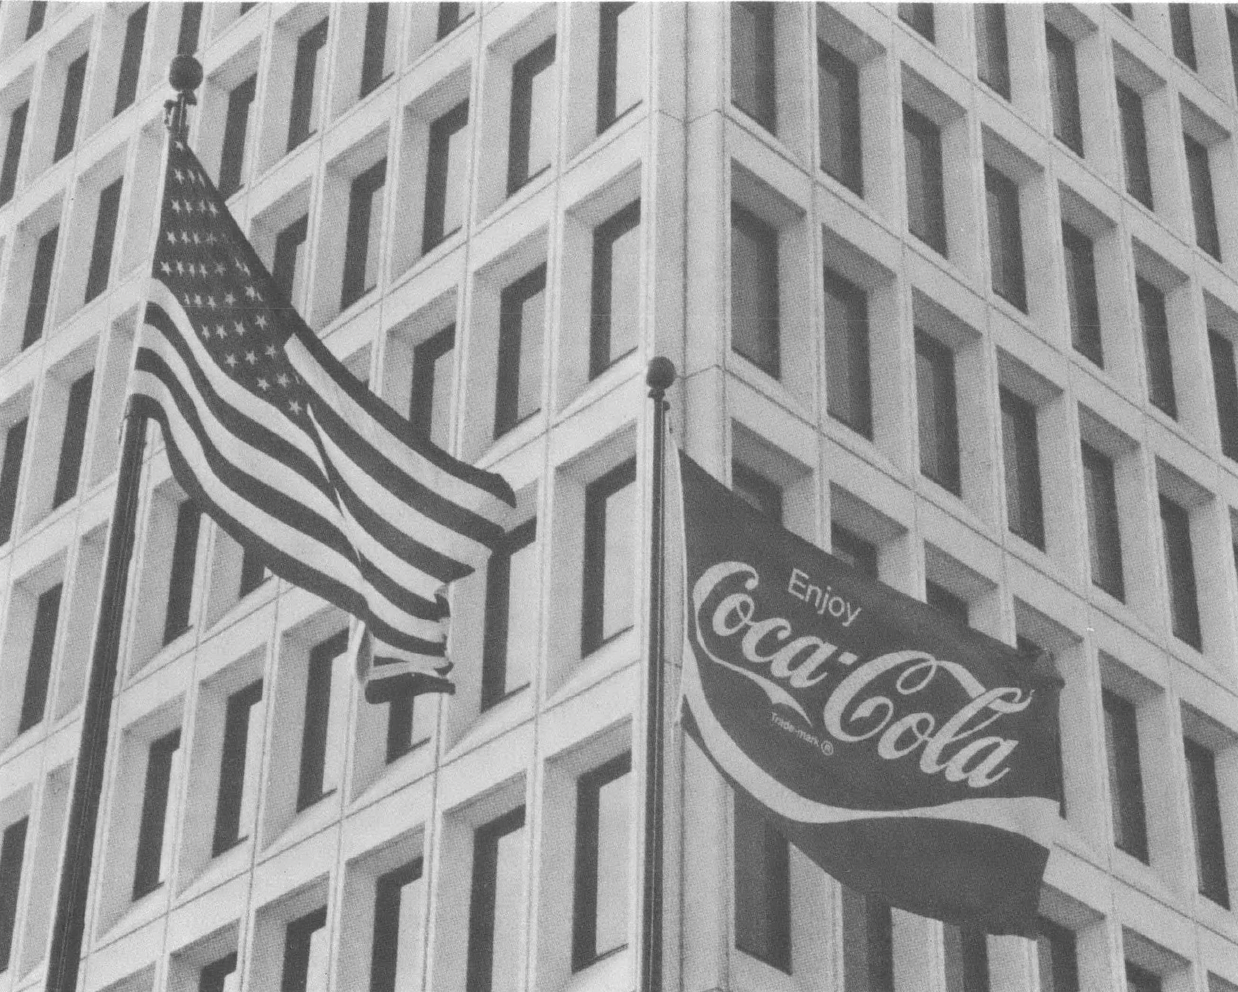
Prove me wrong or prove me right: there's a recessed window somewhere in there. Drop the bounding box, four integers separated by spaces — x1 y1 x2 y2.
1228 12 1238 100
943 925 989 992
1125 960 1162 992
52 371 93 507
217 75 257 200
733 461 783 522
985 164 1026 311
572 752 632 970
581 459 636 655
975 5 1010 100
25 2 46 39
198 953 237 992
296 628 346 812
1103 689 1148 862
731 2 776 133
915 330 960 496
17 583 61 734
84 179 123 303
281 907 329 992
437 3 474 41
163 499 201 645
271 213 309 307
1113 4 1134 19
817 40 862 195
1160 495 1201 649
371 859 424 992
597 2 643 133
899 3 935 42
507 37 557 196
927 579 969 626
1170 5 1197 70
1081 441 1124 600
0 101 28 207
734 791 791 972
132 727 183 899
831 522 878 580
589 200 641 378
1036 918 1079 992
359 3 393 98
53 53 88 163
481 518 537 710
287 18 329 153
0 817 28 972
114 4 148 116
823 268 871 438
730 203 780 378
1062 222 1102 366
1209 330 1238 461
1117 81 1153 209
466 808 526 992
1046 23 1082 156
1185 737 1229 908
177 3 204 56
409 324 454 448
23 225 59 349
239 545 267 598
842 887 893 991
1185 134 1221 260
0 418 27 545
211 678 263 855
422 100 469 254
495 265 546 437
904 105 947 256
1137 277 1176 418
1000 387 1044 550
340 158 386 310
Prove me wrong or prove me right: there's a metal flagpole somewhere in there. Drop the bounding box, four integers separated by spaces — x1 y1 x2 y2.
44 55 202 992
639 357 676 992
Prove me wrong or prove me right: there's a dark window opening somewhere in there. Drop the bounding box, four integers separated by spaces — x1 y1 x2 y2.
507 37 557 195
25 2 46 40
818 40 862 195
341 158 387 310
730 203 780 377
212 678 263 855
494 265 546 437
360 3 392 98
1117 81 1153 209
1137 277 1176 418
54 53 88 162
824 268 872 439
163 499 201 644
915 330 961 495
899 3 935 42
271 213 308 305
281 906 328 992
23 225 59 350
985 165 1026 311
1082 442 1124 600
1185 737 1229 909
597 2 640 133
1210 330 1238 462
17 583 61 734
904 104 947 256
1103 689 1148 862
1000 387 1044 549
198 953 238 992
52 370 93 507
831 523 878 580
1046 23 1083 156
1160 495 1201 649
409 325 455 444
371 859 424 992
0 418 27 545
0 818 29 973
177 3 204 56
287 18 328 152
733 461 783 524
1170 4 1197 70
590 200 641 379
481 518 537 710
733 791 791 972
132 728 181 899
217 74 257 200
1185 134 1221 260
0 101 29 207
581 459 637 655
296 629 346 811
114 4 148 116
466 808 526 992
1036 918 1079 992
572 753 632 971
731 2 776 133
422 99 469 254
85 179 123 303
927 580 969 627
1062 222 1102 366
975 5 1011 100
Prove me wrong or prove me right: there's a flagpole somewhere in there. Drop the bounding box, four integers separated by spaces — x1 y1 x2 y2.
43 56 201 992
639 357 676 992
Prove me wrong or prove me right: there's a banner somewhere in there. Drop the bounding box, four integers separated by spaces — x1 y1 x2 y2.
675 447 1062 936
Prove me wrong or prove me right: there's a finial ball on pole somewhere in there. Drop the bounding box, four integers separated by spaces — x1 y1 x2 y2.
646 357 676 395
169 54 203 96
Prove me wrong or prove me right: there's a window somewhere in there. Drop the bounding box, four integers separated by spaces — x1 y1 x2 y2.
1062 222 1102 366
927 580 969 626
1185 737 1229 908
0 418 26 545
823 269 871 438
0 817 27 972
198 953 238 992
287 18 328 152
1000 387 1044 549
581 459 636 655
831 523 878 580
385 691 416 765
239 546 267 597
17 583 61 733
590 200 641 378
976 5 1010 100
842 887 893 992
1082 442 1124 599
341 158 386 310
422 100 469 253
85 178 123 302
114 4 148 115
730 203 780 377
915 330 960 495
177 2 204 56
1160 496 1201 649
296 629 346 811
904 105 947 256
360 3 392 98
409 325 454 447
597 2 642 132
466 807 526 992
23 225 58 349
1126 961 1162 992
1103 689 1148 862
733 461 783 522
217 75 257 200
1114 4 1134 19
371 859 424 992
211 678 263 855
132 728 182 898
271 214 308 305
899 3 935 42
1046 24 1082 156
281 907 328 992
985 165 1026 311
1185 134 1221 260
1170 5 1196 70
481 518 537 710
944 925 989 992
734 791 791 972
25 1 46 39
1211 331 1238 461
494 265 546 437
1037 918 1079 992
53 53 87 163
507 37 556 195
818 41 862 195
1229 12 1238 101
731 2 776 133
163 499 201 644
437 3 473 41
1117 82 1152 209
0 101 28 206
572 753 632 970
52 371 93 507
1137 277 1176 418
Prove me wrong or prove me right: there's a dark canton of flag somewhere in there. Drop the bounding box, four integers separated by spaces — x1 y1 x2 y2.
129 138 516 700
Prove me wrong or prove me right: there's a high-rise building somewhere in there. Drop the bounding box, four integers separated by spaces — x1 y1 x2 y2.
1 3 1237 991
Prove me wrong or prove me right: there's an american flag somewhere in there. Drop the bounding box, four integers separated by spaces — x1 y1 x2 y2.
128 137 516 700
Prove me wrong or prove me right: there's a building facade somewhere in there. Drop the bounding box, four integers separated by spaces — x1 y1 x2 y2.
1 2 1238 991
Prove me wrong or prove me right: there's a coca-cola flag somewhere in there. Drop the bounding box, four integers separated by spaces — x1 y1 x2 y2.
675 448 1063 936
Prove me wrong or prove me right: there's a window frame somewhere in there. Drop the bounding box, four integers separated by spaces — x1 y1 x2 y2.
1137 276 1177 419
733 790 792 973
731 2 777 134
422 99 470 254
589 199 641 380
217 74 257 201
571 751 633 971
51 370 93 507
975 4 1011 100
17 582 61 734
903 104 947 256
53 52 88 164
287 18 329 153
1062 220 1103 366
84 179 123 304
999 386 1044 550
23 225 59 350
0 817 28 973
506 36 557 196
915 329 961 496
1185 736 1230 909
359 3 393 99
1081 441 1125 600
730 202 781 379
480 517 537 711
114 4 148 116
162 499 201 645
985 164 1027 312
1159 494 1201 650
296 628 346 812
340 157 387 311
0 100 28 207
1185 133 1221 260
370 858 424 992
132 727 182 899
494 264 547 438
581 457 637 656
211 677 263 856
466 807 526 992
1103 688 1149 863
1117 80 1153 209
1046 22 1083 156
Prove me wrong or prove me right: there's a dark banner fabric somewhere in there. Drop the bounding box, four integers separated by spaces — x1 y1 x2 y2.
675 448 1062 936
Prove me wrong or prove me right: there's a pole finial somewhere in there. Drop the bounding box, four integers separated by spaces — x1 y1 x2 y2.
646 357 676 398
164 55 203 139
